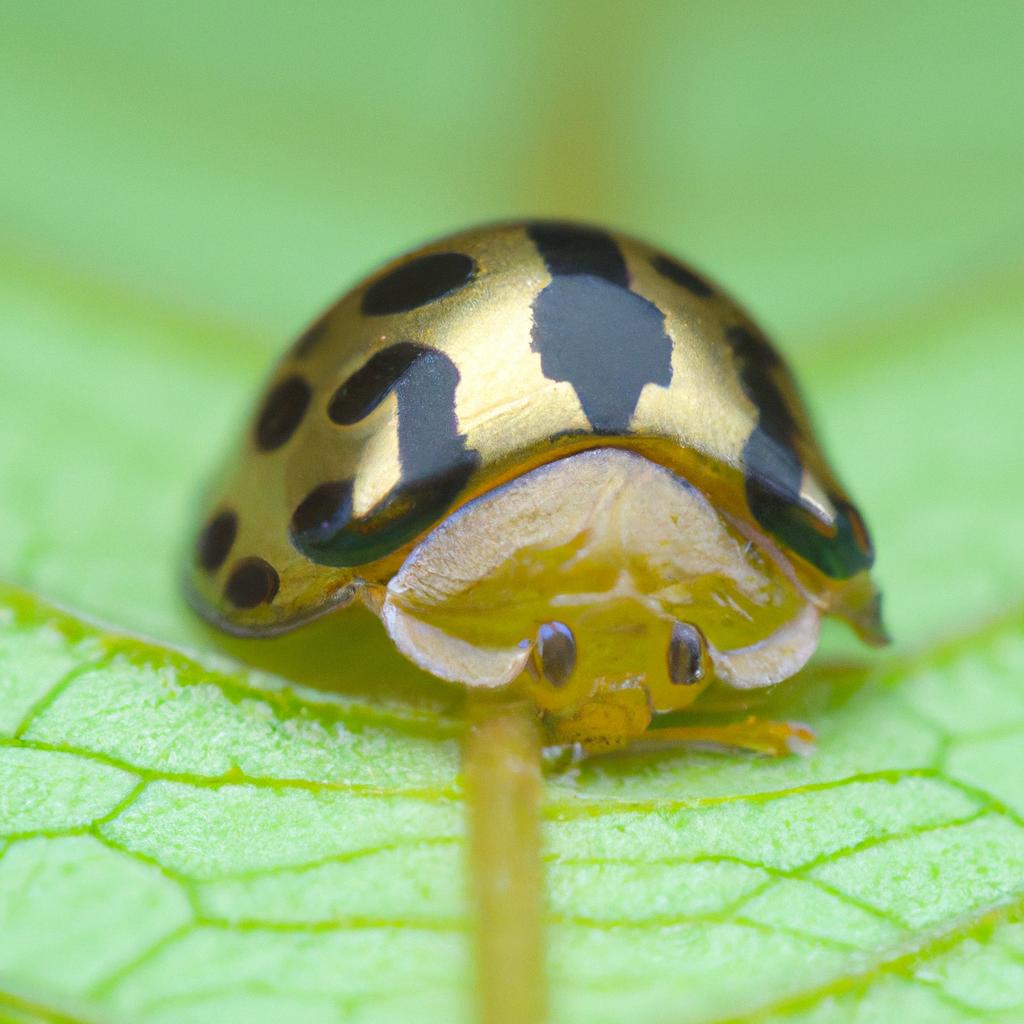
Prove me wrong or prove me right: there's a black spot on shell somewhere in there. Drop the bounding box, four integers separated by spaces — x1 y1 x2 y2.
393 348 477 491
291 480 354 543
651 254 714 298
225 557 279 608
361 252 477 316
254 375 311 451
293 347 481 567
527 221 629 286
726 323 783 372
527 223 673 433
835 496 875 563
196 510 237 573
328 343 429 425
726 325 873 579
296 464 478 567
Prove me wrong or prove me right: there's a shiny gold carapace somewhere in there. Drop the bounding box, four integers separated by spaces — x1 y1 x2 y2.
187 221 886 748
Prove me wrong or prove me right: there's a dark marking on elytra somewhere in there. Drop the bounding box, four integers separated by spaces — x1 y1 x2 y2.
361 252 477 316
197 510 237 573
835 496 875 563
651 254 714 298
328 342 429 425
726 325 873 579
527 222 629 286
254 375 312 451
527 222 673 433
292 345 480 566
291 480 354 542
225 557 279 608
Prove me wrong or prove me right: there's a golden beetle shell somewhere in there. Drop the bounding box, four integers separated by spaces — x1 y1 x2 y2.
187 221 886 654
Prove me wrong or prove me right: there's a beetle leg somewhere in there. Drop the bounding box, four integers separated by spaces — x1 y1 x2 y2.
636 716 816 756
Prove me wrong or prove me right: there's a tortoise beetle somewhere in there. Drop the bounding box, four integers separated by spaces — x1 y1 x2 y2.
188 222 886 752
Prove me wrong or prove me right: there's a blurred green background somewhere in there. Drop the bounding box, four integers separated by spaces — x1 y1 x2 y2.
2 1 1024 654
6 2 1024 336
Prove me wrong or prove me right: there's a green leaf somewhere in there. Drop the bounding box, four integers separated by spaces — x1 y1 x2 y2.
0 589 468 1023
2 4 1024 1023
2 584 1023 1021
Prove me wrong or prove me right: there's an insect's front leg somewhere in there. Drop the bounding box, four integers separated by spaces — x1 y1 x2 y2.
636 716 816 756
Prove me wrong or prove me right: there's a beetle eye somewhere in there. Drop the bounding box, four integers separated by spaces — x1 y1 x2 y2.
668 621 706 685
536 621 576 688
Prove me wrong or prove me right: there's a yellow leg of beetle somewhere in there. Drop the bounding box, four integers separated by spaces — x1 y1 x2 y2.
640 716 816 756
